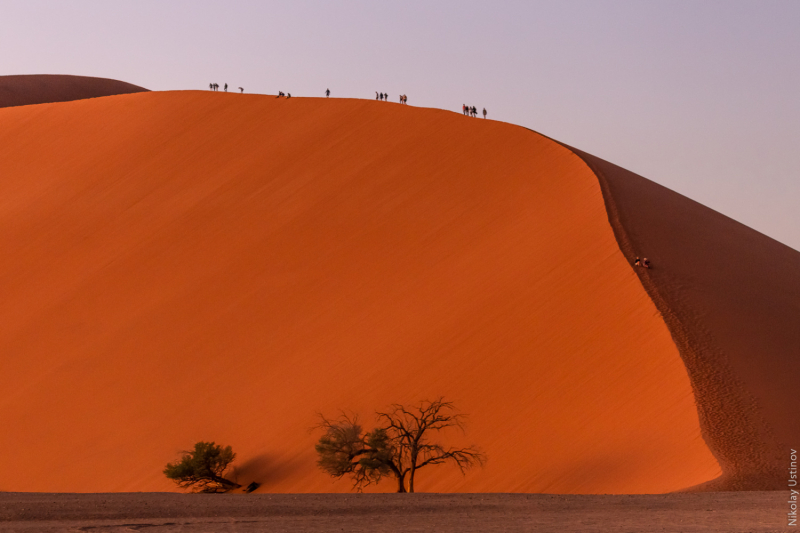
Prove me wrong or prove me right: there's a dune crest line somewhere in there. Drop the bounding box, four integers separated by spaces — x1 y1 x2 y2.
557 144 798 491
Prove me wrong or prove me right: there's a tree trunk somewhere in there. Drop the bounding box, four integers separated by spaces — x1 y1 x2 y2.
211 474 241 490
408 450 418 493
396 473 407 493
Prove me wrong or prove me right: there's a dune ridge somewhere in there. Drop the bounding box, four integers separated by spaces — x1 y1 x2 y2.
562 147 800 490
0 74 147 109
0 90 745 493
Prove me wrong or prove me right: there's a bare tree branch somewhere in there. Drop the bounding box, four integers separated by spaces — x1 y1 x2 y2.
316 398 485 493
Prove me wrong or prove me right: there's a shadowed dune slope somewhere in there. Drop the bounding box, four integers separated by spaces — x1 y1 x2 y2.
0 91 720 493
0 75 147 108
566 149 800 491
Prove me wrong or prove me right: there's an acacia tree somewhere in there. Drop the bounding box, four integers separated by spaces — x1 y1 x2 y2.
315 398 485 493
163 441 241 493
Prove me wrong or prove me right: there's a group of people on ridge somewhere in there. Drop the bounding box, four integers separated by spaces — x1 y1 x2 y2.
209 83 244 93
463 104 487 118
633 257 651 269
374 92 407 104
207 86 493 116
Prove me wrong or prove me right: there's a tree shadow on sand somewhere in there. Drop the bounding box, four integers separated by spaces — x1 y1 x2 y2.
231 453 305 491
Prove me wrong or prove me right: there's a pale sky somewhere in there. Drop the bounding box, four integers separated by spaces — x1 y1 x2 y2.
2 0 798 250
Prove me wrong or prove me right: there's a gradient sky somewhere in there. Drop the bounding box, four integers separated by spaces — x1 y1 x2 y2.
3 0 798 250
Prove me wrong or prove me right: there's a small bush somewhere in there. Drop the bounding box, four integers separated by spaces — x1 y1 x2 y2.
164 441 241 493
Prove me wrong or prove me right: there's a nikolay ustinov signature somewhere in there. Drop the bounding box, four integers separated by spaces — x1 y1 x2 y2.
789 448 797 527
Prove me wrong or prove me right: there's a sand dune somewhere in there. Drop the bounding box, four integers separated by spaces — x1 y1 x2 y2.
0 90 753 494
566 148 800 490
0 75 147 109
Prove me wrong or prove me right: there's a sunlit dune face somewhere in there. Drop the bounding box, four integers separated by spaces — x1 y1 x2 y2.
0 91 720 493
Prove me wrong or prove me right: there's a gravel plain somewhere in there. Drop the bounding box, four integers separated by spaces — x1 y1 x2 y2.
0 491 789 532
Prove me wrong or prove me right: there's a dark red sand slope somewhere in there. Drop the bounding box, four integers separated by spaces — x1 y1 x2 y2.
568 147 800 490
0 75 147 108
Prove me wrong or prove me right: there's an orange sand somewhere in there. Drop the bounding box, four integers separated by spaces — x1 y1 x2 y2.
0 91 720 493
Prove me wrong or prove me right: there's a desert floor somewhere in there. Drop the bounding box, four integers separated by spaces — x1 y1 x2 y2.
0 492 787 532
